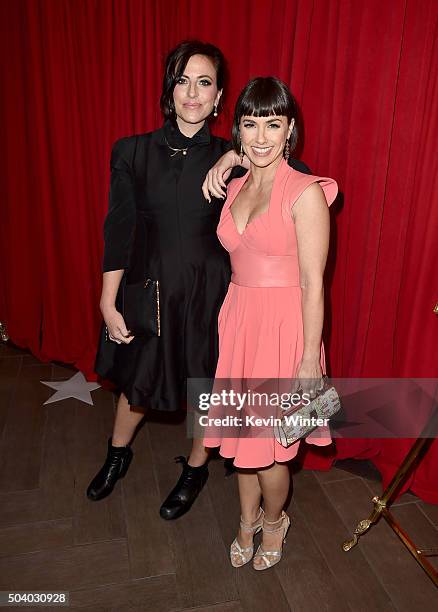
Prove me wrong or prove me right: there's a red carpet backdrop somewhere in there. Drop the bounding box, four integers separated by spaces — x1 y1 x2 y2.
0 0 437 501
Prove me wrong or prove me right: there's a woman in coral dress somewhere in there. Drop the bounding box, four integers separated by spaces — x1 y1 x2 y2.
203 77 338 570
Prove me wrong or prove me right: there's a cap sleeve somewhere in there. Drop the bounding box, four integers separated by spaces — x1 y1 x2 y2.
287 174 338 211
317 177 338 207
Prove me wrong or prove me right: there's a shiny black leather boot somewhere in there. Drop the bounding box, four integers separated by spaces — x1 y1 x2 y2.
159 456 209 520
86 438 133 501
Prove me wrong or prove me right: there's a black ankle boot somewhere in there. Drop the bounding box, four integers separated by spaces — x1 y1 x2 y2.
86 438 133 501
159 456 208 520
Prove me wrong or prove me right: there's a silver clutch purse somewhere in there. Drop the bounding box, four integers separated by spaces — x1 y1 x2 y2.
274 378 340 448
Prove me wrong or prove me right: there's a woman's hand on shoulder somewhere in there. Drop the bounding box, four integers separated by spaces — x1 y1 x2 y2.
101 305 134 344
202 150 241 202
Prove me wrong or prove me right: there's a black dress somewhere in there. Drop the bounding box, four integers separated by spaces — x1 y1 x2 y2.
95 121 231 411
95 120 310 412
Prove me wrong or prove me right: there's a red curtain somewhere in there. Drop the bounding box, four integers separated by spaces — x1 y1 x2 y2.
1 0 437 502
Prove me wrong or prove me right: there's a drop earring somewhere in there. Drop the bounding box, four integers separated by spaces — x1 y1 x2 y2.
213 104 218 117
239 142 244 164
284 140 290 161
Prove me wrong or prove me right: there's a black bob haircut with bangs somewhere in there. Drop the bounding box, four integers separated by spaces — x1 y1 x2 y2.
231 77 299 153
160 40 226 121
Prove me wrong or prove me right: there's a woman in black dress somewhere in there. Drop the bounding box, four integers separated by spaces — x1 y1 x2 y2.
88 40 233 518
88 40 311 520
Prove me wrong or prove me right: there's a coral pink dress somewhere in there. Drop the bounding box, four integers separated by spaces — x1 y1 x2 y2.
203 158 338 468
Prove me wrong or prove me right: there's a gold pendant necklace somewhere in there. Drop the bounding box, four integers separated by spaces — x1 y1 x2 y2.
164 137 188 157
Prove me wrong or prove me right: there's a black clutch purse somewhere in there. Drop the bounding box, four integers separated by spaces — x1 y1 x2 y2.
123 278 160 337
106 278 160 339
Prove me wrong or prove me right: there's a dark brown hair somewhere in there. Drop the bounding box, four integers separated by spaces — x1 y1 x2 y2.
160 40 226 121
231 77 299 152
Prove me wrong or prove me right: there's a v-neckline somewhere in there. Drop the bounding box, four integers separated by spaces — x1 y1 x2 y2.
228 160 282 236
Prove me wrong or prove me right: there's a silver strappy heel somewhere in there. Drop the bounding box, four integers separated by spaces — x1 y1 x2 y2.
230 507 264 568
253 511 290 570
